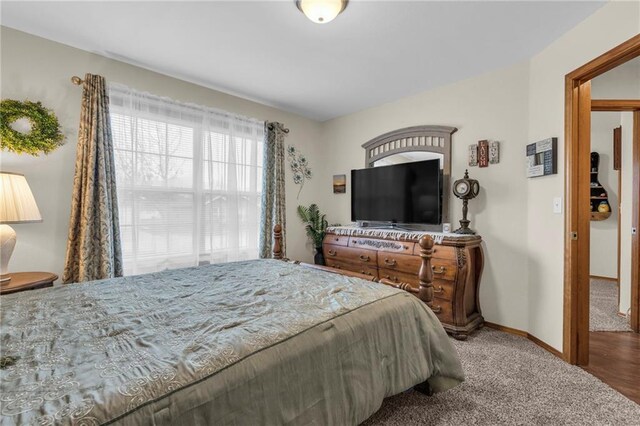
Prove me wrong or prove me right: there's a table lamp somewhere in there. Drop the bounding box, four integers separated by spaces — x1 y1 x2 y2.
0 172 42 284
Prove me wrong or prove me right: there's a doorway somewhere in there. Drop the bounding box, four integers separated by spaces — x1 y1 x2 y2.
563 33 640 366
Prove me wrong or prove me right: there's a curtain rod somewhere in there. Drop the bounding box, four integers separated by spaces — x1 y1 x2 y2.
268 122 290 134
72 75 288 133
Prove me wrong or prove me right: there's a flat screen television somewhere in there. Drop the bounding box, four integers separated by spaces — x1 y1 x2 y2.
351 159 442 225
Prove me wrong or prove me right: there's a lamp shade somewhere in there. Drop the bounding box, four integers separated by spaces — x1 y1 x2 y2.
0 172 42 224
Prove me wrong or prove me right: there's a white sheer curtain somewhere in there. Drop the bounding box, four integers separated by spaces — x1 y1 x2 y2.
109 83 264 276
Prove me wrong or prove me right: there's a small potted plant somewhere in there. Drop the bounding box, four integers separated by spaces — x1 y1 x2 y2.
297 204 329 265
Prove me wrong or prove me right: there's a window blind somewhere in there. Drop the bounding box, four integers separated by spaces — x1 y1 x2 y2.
109 84 264 275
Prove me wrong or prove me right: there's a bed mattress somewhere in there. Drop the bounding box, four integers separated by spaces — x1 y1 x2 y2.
0 259 463 425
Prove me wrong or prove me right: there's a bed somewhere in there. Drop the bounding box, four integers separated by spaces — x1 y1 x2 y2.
0 226 463 425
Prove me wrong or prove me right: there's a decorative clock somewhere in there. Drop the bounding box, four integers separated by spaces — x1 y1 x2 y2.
453 169 480 234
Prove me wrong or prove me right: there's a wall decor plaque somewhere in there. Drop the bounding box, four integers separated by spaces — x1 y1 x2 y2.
478 140 489 168
468 144 478 167
526 137 557 178
489 141 500 164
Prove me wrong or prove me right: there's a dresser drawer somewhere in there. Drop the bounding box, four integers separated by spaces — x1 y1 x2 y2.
432 279 454 301
413 244 456 260
324 259 354 271
324 260 378 279
349 237 414 255
431 258 457 281
354 264 379 278
323 234 350 247
324 244 377 266
432 245 456 260
378 268 419 288
431 299 453 324
377 252 421 273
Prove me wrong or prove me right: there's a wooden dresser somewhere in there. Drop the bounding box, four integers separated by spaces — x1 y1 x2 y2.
322 228 484 339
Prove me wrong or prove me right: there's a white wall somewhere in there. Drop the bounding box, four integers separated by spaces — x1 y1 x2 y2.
589 112 620 280
0 27 322 281
318 62 532 331
526 1 639 350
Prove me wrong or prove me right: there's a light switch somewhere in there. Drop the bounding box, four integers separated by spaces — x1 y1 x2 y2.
553 197 562 214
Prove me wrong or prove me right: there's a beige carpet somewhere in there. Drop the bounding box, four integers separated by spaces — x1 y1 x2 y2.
364 328 640 425
589 278 632 332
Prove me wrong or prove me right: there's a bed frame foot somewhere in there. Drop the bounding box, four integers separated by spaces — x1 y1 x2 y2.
414 380 434 396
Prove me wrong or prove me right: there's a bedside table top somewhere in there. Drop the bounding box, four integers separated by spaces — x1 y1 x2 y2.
0 272 58 295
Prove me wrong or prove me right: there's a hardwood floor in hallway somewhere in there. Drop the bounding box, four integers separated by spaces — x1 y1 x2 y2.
582 332 640 405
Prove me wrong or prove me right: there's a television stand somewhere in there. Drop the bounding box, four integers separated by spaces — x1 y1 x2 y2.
322 226 484 339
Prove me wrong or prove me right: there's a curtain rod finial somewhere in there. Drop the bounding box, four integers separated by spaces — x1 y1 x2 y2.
71 76 83 86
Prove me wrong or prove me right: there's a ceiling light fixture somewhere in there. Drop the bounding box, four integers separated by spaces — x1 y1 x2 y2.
296 0 348 24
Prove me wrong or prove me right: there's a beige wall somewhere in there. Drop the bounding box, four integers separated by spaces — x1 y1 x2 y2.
589 112 620 280
318 62 532 330
0 27 322 281
526 1 639 349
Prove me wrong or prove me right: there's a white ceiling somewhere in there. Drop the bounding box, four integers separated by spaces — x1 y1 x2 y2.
1 1 605 121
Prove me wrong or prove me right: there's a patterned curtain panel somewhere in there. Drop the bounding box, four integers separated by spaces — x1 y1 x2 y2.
63 74 123 283
259 122 287 258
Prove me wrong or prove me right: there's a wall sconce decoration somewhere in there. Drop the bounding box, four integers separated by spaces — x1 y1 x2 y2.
287 145 313 199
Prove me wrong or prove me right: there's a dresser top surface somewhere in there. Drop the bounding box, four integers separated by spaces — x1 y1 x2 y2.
326 226 481 245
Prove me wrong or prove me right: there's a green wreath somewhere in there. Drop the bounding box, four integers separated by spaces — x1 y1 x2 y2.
0 99 64 155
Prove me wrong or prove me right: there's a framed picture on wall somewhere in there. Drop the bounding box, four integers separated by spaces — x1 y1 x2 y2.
526 137 557 178
333 174 346 194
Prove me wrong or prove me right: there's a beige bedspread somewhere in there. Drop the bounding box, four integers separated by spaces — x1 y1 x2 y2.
0 259 463 425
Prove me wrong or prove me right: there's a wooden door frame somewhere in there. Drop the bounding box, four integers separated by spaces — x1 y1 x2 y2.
564 33 640 365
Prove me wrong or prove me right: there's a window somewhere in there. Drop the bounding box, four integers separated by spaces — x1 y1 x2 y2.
109 84 264 275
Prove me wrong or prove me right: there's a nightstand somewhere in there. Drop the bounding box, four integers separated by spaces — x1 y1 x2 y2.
0 272 58 295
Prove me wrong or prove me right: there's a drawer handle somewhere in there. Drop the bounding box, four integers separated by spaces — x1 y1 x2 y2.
359 254 370 262
431 305 442 314
432 266 446 274
384 275 399 283
328 250 337 256
384 258 397 266
433 285 444 294
361 270 373 276
334 237 340 241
